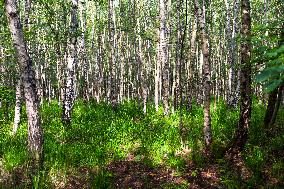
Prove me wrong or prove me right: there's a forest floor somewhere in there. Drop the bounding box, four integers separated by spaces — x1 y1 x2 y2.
0 100 284 188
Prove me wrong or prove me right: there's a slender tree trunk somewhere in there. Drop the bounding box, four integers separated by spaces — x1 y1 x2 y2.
188 16 197 110
5 0 43 174
79 0 89 101
13 78 23 134
230 0 252 153
62 0 79 125
224 0 237 108
136 10 147 114
230 0 240 108
108 0 117 107
195 0 212 148
155 40 160 112
174 0 183 111
159 0 169 115
13 0 31 134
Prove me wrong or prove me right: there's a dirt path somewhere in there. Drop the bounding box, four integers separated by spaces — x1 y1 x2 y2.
107 160 222 188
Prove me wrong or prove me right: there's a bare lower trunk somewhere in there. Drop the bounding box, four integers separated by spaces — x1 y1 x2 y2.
108 0 117 107
155 45 160 112
13 78 23 134
13 0 31 135
160 0 169 115
80 0 89 101
5 0 43 174
188 17 197 110
62 0 79 125
174 0 182 111
230 0 252 153
195 0 212 148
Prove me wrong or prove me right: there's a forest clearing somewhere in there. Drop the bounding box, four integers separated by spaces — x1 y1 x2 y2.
0 0 283 188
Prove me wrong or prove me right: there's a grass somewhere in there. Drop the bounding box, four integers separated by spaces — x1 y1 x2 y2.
0 99 283 188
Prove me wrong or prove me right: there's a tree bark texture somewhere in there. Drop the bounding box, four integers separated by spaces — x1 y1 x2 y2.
62 0 79 125
232 0 252 153
5 0 43 172
159 0 169 115
108 0 117 107
195 0 212 147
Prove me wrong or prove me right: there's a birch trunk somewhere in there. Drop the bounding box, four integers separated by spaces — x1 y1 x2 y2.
13 0 31 134
13 78 23 134
108 0 117 107
230 0 252 153
174 0 182 111
160 0 169 115
5 0 43 173
195 0 212 147
188 17 197 110
62 0 79 125
79 0 89 101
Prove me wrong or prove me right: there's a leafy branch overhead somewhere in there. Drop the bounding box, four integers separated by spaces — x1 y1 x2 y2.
255 45 284 92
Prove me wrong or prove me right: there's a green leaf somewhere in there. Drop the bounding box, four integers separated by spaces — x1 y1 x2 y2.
264 80 283 93
268 58 282 66
255 67 279 83
275 45 284 54
266 52 278 59
276 65 284 71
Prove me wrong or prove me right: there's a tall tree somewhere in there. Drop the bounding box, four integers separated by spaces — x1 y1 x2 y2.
195 0 212 148
159 0 169 115
174 0 183 111
108 0 117 107
230 0 252 153
187 15 197 110
62 0 79 125
4 0 43 173
13 0 31 134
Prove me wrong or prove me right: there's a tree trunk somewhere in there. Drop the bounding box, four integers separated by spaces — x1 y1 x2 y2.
108 0 117 107
188 17 197 110
13 78 23 134
5 0 43 174
224 0 237 108
79 0 89 101
13 0 32 134
230 0 240 108
62 0 79 125
174 0 183 111
230 0 252 153
195 0 212 148
160 0 169 115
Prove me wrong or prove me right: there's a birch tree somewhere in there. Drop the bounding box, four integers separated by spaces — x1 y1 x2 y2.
13 0 31 134
159 0 169 115
62 0 79 125
4 0 43 173
108 0 117 107
195 0 212 148
230 0 252 153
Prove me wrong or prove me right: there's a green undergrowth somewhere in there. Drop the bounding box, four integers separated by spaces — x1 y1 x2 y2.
0 99 283 188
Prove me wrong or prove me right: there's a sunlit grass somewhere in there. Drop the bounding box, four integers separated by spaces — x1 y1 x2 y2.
0 99 283 188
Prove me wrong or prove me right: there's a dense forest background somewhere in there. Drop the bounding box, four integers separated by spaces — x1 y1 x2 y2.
0 0 283 188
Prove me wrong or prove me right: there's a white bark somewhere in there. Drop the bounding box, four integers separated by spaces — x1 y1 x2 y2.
62 0 79 125
5 0 43 168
